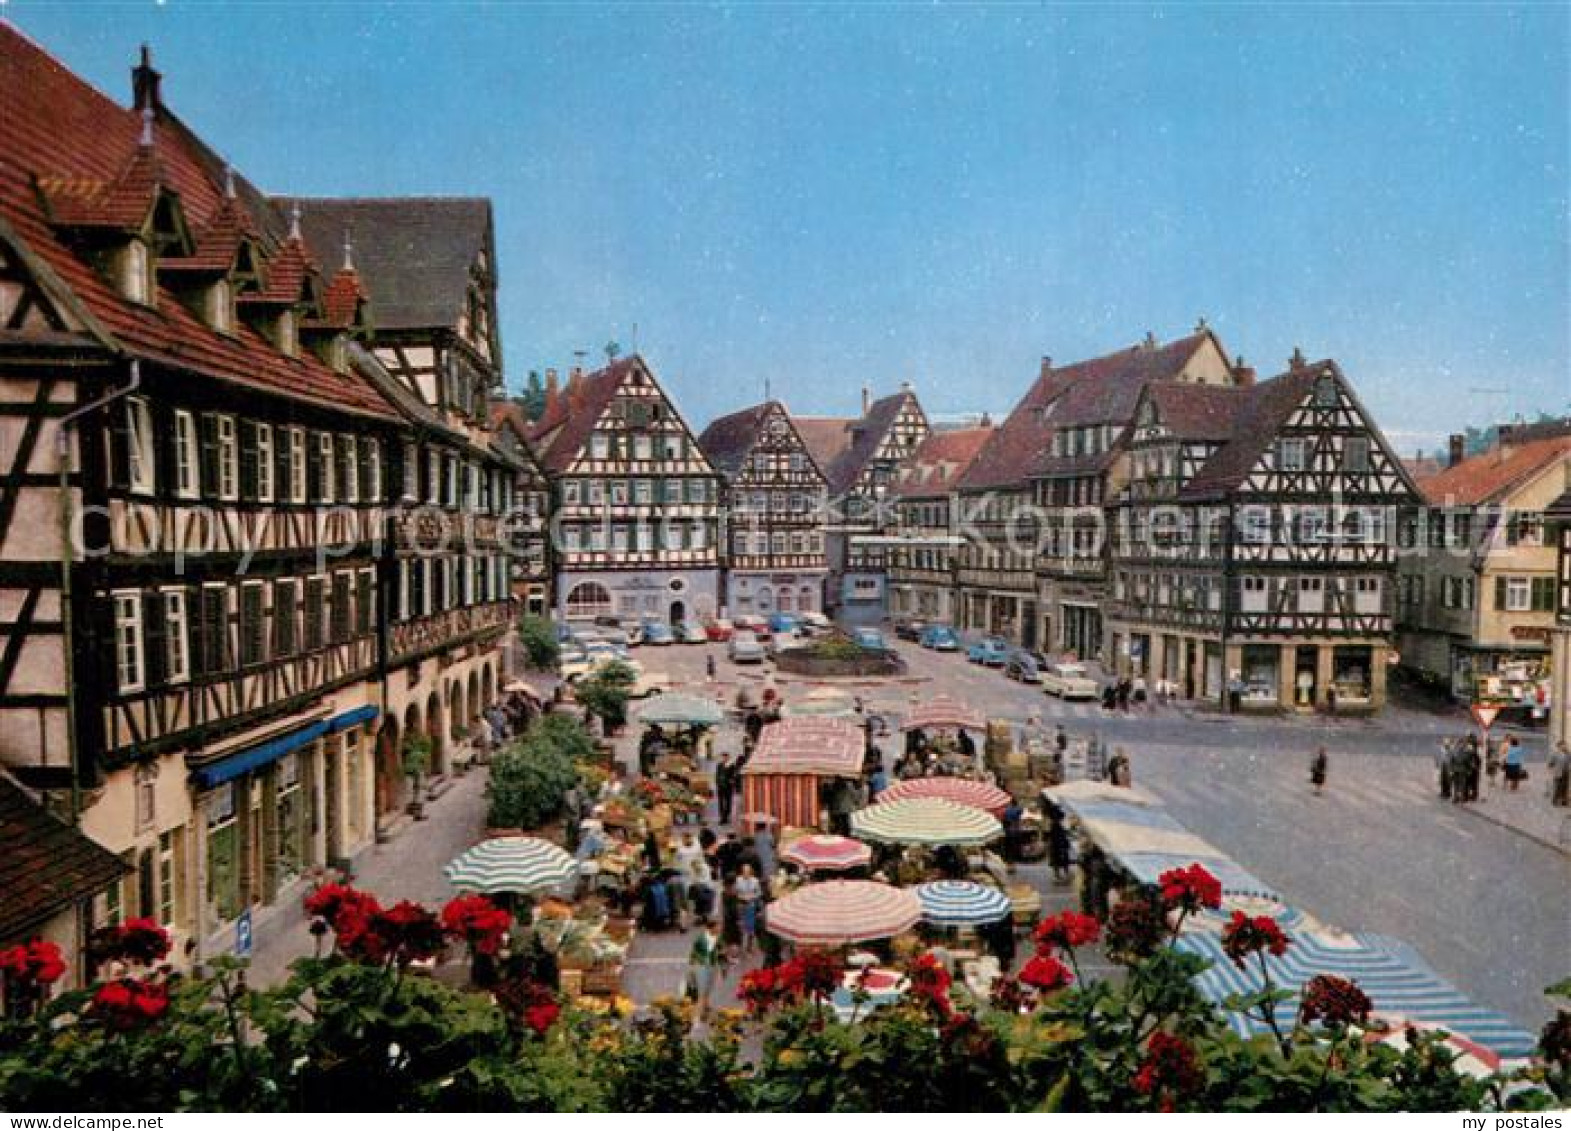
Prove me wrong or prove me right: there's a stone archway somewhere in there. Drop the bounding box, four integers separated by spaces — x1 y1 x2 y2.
376 716 404 818
425 691 445 776
448 681 465 746
467 671 481 728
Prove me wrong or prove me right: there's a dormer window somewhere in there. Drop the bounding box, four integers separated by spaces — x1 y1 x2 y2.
122 240 153 305
206 279 234 334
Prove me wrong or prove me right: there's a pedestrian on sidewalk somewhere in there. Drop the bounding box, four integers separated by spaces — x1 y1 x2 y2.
685 922 726 1018
1047 809 1072 884
1310 746 1328 796
1504 735 1526 791
734 865 762 954
706 653 717 680
1550 742 1571 808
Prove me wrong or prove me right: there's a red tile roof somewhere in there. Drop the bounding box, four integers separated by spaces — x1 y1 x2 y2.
0 776 130 942
1416 434 1571 506
1178 365 1325 498
893 426 992 498
0 24 395 420
959 332 1218 492
525 356 640 473
793 416 856 473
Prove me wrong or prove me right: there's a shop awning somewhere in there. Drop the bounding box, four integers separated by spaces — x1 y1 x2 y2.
191 720 330 789
325 704 380 734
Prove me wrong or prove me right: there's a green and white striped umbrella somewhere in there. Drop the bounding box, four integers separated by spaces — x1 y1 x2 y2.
635 693 724 727
850 797 1002 847
444 836 578 895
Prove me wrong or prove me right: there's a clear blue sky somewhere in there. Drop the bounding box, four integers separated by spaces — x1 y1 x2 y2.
11 2 1568 453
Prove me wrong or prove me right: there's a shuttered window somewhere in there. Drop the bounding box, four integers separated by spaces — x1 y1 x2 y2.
125 398 155 496
356 569 374 635
199 585 230 674
255 424 274 503
286 428 307 503
330 572 352 643
363 439 381 503
239 421 259 501
303 577 325 651
273 578 298 657
162 589 188 683
215 416 238 501
141 590 166 687
317 433 335 504
240 582 267 667
338 436 358 504
113 591 143 693
174 411 199 499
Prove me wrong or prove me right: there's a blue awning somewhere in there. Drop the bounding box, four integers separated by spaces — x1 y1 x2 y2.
191 719 330 790
326 704 379 734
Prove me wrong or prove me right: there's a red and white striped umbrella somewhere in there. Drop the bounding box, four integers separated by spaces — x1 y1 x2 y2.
900 694 984 732
781 834 874 873
766 880 922 946
876 777 1013 817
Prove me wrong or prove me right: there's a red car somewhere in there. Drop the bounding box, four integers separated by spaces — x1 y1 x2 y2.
704 618 734 642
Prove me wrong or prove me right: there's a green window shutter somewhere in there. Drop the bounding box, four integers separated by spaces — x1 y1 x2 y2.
107 402 132 490
1495 576 1508 610
142 591 166 687
199 415 220 501
238 421 258 501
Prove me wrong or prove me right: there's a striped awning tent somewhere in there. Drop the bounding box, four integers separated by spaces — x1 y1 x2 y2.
1177 927 1538 1059
851 797 1002 846
1117 852 1281 902
766 880 923 946
635 693 724 727
914 880 1014 926
444 836 578 896
900 694 985 732
781 834 873 873
876 777 1014 817
741 718 864 828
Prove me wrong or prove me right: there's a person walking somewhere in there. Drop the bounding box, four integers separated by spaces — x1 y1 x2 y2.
1001 797 1023 864
705 652 717 680
685 922 725 1018
1504 735 1525 791
1047 809 1072 884
753 821 777 887
715 754 735 825
1436 739 1453 800
734 865 763 954
1549 741 1570 807
1310 747 1328 796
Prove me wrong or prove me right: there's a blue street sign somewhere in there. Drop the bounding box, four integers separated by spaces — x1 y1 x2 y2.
235 908 253 958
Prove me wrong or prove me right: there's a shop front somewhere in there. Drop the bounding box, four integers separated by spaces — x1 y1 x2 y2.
728 571 827 616
559 569 721 626
1239 643 1281 707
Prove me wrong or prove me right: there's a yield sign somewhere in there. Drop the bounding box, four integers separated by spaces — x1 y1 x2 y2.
1471 704 1501 730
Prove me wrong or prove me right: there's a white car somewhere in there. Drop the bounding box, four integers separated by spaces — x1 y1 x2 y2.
798 612 832 636
728 631 766 664
1041 662 1100 701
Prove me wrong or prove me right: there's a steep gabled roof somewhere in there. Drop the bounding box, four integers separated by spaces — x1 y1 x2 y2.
697 402 774 478
893 426 992 498
962 331 1218 492
1144 382 1244 442
1179 365 1325 498
283 197 492 333
1416 435 1571 507
524 355 645 473
0 775 130 942
821 389 922 494
0 25 394 419
794 416 856 473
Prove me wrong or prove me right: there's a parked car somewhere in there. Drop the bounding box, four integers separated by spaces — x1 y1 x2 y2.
628 671 670 699
798 611 832 636
733 614 768 634
728 630 766 664
558 645 591 682
674 621 707 644
1041 662 1100 700
641 621 675 646
853 627 889 652
704 618 735 642
894 619 927 642
920 625 960 651
1004 649 1048 683
768 612 801 635
967 636 1011 666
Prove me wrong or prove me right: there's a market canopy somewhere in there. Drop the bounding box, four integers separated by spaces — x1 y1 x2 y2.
781 834 873 873
444 836 577 896
743 717 864 777
1177 927 1538 1059
900 694 985 732
1118 852 1281 902
635 693 724 727
781 688 859 719
766 880 922 946
876 777 1013 817
1083 822 1221 859
851 797 1002 846
1044 779 1161 808
914 880 1013 927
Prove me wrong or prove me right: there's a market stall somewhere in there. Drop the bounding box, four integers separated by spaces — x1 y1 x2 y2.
850 796 1002 847
913 879 1013 928
876 776 1013 816
740 717 864 828
781 834 874 874
444 836 578 897
765 879 923 946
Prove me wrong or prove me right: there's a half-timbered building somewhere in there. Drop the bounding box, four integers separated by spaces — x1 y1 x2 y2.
529 356 723 626
885 426 992 626
1543 482 1571 752
1106 354 1417 712
697 400 830 616
796 385 929 624
288 197 530 812
489 398 552 616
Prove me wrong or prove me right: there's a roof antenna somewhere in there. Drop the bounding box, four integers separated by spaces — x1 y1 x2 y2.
764 374 772 403
288 201 302 242
139 101 155 148
342 228 354 271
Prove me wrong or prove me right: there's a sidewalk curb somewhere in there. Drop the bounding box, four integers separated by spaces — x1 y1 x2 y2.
1454 800 1569 857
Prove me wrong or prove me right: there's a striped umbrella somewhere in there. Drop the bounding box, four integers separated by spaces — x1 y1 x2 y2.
782 834 873 873
900 694 984 732
766 880 922 946
914 880 1013 926
851 797 1002 846
877 777 1013 817
444 836 578 895
635 692 724 727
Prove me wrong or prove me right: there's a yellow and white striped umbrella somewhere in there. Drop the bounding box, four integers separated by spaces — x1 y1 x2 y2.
851 797 1002 846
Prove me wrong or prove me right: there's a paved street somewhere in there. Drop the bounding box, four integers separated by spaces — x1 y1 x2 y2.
645 636 1568 1029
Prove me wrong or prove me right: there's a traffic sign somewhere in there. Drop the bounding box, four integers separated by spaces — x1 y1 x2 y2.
235 908 253 958
1470 704 1501 731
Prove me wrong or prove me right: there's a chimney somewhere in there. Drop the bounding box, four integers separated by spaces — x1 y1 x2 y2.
861 385 871 416
132 44 162 112
543 369 559 417
1233 355 1256 386
569 365 584 383
1447 433 1466 468
1289 347 1307 372
1040 356 1053 379
1142 331 1158 350
979 411 993 428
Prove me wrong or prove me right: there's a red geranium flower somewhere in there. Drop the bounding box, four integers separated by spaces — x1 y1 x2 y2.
1104 889 1168 961
738 966 786 1014
88 917 172 969
495 977 560 1036
441 895 513 957
1158 864 1222 913
1034 910 1101 954
373 900 447 965
989 975 1030 1013
907 951 954 1015
1299 974 1373 1028
0 939 66 986
90 977 169 1030
790 949 841 1001
1132 1031 1203 1109
1220 910 1290 970
1018 953 1073 993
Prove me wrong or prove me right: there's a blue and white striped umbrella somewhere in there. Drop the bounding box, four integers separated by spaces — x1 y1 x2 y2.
914 880 1014 927
444 836 578 896
1177 928 1538 1058
1118 851 1282 902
